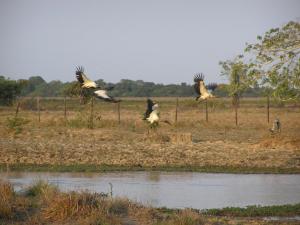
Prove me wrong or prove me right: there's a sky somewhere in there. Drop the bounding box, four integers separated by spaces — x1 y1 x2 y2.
0 0 299 85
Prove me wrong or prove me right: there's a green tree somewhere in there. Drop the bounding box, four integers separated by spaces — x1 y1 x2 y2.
245 21 300 100
0 76 24 105
219 57 257 125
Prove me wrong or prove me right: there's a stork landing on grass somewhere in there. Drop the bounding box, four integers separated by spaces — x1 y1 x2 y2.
143 99 159 127
143 99 171 128
193 73 218 101
75 66 120 103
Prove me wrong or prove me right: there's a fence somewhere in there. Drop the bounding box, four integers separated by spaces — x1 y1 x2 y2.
9 96 299 129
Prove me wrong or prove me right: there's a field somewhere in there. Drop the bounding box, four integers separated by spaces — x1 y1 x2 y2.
0 179 299 225
0 97 299 173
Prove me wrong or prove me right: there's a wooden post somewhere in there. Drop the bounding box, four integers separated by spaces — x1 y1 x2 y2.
267 95 270 123
64 96 67 122
15 102 20 118
235 104 238 126
233 95 238 126
205 99 208 122
175 97 178 125
117 102 121 125
37 96 40 122
89 96 94 129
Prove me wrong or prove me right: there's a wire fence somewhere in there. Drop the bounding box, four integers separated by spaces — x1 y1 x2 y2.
7 96 300 129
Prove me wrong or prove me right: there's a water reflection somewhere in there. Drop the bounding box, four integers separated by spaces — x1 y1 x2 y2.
1 171 300 209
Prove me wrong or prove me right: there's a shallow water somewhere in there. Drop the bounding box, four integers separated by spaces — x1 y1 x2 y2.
1 171 300 209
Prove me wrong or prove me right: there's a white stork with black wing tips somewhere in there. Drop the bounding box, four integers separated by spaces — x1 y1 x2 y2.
143 99 159 124
76 66 98 88
193 73 218 101
75 66 120 103
143 99 171 127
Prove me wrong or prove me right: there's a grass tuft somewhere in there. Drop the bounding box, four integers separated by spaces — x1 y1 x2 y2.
42 191 106 221
25 180 58 197
0 180 14 219
108 198 129 216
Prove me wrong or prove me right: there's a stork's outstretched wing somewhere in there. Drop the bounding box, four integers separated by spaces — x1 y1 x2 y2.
143 99 154 120
206 83 218 91
193 73 204 95
94 90 120 103
75 66 98 88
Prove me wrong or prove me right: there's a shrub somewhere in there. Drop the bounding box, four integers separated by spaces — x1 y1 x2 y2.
6 116 30 134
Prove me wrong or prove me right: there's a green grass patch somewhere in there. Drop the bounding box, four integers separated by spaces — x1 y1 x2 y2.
203 203 300 217
1 163 300 174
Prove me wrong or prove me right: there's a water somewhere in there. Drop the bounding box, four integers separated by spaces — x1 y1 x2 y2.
1 171 300 209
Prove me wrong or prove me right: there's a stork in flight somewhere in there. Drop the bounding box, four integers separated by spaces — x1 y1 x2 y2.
75 66 120 103
193 73 218 101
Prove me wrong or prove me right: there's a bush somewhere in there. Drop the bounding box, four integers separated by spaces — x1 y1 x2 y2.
6 116 30 134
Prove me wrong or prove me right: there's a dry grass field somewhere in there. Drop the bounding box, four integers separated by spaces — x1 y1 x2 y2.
0 97 300 173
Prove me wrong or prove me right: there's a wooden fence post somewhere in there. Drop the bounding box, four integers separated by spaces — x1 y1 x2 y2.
37 96 40 122
89 96 94 129
233 95 239 126
64 96 67 122
175 97 178 125
15 102 20 118
117 102 121 125
205 99 208 122
267 95 270 123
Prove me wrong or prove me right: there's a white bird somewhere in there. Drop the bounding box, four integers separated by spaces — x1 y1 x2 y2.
143 99 171 127
143 99 159 125
193 73 218 101
76 66 98 88
75 66 120 103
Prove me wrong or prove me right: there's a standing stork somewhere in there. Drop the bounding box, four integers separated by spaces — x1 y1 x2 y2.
193 73 218 101
75 66 120 103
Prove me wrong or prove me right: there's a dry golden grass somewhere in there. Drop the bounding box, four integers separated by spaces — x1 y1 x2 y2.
0 97 300 172
42 192 104 221
0 180 14 219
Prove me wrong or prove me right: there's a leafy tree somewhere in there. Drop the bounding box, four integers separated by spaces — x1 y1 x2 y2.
0 76 24 105
21 76 46 96
245 21 300 100
220 57 256 104
219 57 257 125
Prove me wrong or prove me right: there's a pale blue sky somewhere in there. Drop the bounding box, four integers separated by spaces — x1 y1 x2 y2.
0 0 299 84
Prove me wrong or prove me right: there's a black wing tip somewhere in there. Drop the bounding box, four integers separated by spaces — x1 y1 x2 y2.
75 66 84 75
206 83 218 91
194 73 204 82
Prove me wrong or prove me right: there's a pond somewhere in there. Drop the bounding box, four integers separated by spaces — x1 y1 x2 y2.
1 171 300 209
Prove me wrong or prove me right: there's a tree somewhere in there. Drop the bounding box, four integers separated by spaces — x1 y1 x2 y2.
0 76 25 105
219 57 256 125
245 21 300 100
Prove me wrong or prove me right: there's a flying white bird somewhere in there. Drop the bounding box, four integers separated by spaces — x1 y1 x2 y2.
75 66 120 103
76 66 98 88
193 73 218 101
